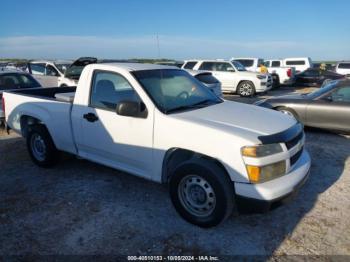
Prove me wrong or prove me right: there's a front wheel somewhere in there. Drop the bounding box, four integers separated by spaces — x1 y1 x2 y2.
237 81 255 97
276 107 298 120
169 159 235 228
26 125 59 168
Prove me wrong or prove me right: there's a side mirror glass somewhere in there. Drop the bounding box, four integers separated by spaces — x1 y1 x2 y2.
116 101 147 118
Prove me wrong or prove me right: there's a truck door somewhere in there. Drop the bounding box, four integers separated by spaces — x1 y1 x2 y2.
306 86 350 131
76 70 154 179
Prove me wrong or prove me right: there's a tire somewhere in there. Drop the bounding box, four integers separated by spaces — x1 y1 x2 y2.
276 107 298 120
26 125 59 168
273 75 280 88
237 81 255 97
60 84 67 88
169 158 235 228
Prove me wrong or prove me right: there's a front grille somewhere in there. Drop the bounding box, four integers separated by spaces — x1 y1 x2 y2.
290 146 303 166
285 132 303 149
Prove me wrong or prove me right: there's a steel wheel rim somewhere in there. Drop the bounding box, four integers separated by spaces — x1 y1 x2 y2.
240 83 252 96
178 175 216 217
30 133 46 161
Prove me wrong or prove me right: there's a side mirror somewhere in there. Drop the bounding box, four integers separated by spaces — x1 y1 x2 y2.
227 68 235 72
116 101 147 118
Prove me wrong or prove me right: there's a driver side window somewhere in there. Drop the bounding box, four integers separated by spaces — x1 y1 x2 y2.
46 65 59 76
214 62 235 72
331 86 350 103
90 70 142 111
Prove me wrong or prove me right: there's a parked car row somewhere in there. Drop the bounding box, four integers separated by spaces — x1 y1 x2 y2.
182 59 273 96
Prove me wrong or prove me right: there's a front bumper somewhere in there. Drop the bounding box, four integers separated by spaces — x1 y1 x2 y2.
234 149 311 213
256 77 273 92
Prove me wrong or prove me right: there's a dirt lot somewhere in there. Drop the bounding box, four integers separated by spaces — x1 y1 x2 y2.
0 87 349 257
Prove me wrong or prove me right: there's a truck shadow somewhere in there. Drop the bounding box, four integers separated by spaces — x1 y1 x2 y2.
2 101 349 256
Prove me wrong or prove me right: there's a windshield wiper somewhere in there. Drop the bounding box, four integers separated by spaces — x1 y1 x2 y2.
165 99 220 114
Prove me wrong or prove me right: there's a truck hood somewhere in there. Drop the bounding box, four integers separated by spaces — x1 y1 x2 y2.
172 101 297 140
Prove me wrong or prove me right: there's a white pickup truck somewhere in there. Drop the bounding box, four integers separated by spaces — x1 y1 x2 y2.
3 63 311 227
264 59 296 86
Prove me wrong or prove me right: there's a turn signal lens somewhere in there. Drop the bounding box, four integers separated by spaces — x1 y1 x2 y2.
246 165 261 183
246 161 286 183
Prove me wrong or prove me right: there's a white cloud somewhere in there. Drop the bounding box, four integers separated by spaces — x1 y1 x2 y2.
0 35 348 60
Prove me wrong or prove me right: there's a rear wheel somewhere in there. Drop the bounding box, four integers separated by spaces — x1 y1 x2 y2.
26 125 59 167
169 159 235 228
237 81 255 97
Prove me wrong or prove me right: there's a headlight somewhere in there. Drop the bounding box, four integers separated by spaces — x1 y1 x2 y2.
256 75 266 80
241 144 283 157
246 161 286 183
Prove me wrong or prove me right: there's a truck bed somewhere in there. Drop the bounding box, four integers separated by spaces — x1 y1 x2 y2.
8 86 76 102
3 86 78 154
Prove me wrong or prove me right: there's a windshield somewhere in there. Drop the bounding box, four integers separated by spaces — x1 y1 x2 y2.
306 80 339 99
54 63 71 74
132 69 222 113
231 61 246 71
234 59 254 67
64 66 84 80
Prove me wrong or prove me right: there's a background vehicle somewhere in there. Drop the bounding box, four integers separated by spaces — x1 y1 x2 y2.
231 57 264 72
58 57 97 87
185 70 222 97
335 61 350 77
183 60 272 96
294 68 344 87
156 61 184 68
182 60 198 70
312 62 335 71
264 60 296 86
283 57 313 73
3 63 310 227
27 60 72 87
255 80 350 132
0 71 41 125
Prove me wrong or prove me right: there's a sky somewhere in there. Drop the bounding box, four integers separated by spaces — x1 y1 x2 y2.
0 0 349 60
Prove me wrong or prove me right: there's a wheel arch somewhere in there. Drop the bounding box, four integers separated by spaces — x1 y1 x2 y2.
20 115 45 138
274 106 300 120
161 148 231 184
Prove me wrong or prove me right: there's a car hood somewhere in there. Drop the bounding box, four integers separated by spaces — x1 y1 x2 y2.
269 93 307 100
172 101 297 140
236 71 260 77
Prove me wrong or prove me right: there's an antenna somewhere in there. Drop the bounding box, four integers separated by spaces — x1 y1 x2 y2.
156 34 161 60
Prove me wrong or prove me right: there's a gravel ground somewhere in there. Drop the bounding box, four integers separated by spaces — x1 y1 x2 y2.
0 87 349 258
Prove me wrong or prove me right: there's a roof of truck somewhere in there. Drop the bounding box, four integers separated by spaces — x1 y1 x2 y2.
95 63 180 71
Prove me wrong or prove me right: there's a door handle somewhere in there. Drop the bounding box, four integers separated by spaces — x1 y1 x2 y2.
83 113 99 122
